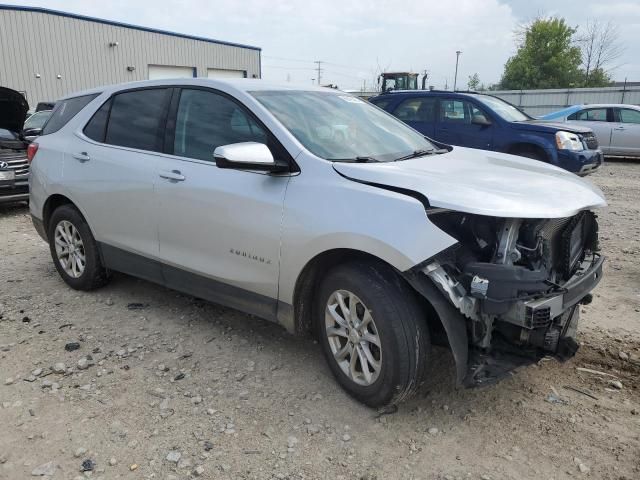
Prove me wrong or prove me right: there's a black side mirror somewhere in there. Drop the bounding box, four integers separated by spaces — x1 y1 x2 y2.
471 114 492 126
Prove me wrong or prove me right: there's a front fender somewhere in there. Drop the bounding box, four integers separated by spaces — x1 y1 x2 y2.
403 269 469 385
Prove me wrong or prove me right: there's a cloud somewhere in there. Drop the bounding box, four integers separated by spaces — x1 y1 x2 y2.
4 0 638 88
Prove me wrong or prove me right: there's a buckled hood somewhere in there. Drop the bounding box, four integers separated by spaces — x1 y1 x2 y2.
333 147 606 219
0 87 29 133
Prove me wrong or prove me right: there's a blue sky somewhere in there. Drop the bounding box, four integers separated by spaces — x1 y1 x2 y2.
4 0 639 89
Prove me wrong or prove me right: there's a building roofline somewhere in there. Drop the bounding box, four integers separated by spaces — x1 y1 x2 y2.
0 4 261 51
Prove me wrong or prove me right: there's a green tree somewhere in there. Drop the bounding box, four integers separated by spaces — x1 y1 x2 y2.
500 17 583 89
467 73 481 90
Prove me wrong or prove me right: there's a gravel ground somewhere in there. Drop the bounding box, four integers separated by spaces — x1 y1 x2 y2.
1 161 639 480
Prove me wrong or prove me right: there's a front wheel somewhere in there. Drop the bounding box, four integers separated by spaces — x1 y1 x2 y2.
48 204 110 290
316 262 430 407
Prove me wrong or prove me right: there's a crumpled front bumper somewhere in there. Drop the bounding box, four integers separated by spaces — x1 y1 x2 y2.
405 252 604 389
464 254 604 387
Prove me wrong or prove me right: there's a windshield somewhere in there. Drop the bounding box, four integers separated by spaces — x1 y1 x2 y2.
251 90 435 161
475 95 531 122
24 111 52 130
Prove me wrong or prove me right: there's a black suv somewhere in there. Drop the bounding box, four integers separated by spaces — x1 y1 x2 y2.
0 87 30 204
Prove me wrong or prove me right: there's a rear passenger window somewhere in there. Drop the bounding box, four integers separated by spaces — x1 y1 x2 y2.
618 108 640 124
83 99 111 142
105 89 170 152
393 98 436 122
42 93 99 135
173 89 267 162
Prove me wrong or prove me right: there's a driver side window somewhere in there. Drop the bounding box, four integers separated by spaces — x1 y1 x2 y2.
173 89 267 162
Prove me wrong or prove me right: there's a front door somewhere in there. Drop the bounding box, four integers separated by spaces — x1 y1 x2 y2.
155 87 291 320
610 107 640 157
434 98 493 150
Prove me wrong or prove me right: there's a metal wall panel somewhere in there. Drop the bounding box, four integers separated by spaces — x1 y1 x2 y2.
489 86 640 117
0 8 261 107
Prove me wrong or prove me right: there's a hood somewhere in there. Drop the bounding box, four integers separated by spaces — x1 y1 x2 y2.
0 87 29 133
513 119 592 134
333 147 606 219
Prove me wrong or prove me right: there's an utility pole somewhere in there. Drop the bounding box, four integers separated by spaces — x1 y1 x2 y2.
453 50 462 91
314 61 323 86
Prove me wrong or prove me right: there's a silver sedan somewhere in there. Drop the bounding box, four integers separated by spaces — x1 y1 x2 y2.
541 104 640 158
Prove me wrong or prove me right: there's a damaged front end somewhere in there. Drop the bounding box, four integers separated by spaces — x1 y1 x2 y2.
406 209 603 387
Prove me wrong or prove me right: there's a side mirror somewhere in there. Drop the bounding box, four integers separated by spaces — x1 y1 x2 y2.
471 114 492 126
214 142 284 172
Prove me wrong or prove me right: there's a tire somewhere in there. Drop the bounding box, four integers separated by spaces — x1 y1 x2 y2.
47 204 110 290
316 261 430 407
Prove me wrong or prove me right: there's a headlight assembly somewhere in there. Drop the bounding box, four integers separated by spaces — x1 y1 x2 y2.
555 131 584 151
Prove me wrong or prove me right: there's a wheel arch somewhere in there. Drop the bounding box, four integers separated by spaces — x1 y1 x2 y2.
42 194 75 234
507 141 550 162
291 249 452 353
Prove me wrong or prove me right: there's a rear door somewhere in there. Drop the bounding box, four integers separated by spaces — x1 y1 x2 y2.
65 87 171 265
610 107 640 157
391 96 436 138
435 98 493 149
154 87 291 319
567 107 613 153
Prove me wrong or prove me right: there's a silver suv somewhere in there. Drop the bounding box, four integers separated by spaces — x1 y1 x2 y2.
29 79 606 407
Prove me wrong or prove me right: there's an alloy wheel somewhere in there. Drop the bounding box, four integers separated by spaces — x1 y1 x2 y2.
325 290 382 386
54 220 86 278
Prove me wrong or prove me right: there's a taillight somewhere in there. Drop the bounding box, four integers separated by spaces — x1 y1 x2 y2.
27 142 39 163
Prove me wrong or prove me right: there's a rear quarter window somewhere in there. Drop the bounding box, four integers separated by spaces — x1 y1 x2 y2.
41 93 99 135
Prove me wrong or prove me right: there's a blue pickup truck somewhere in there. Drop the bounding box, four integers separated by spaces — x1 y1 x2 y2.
369 90 603 175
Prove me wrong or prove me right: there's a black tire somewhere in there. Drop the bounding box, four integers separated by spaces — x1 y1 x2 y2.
316 261 430 407
47 204 110 290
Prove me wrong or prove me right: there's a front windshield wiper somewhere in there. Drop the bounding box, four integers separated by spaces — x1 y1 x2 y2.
328 156 382 163
393 149 447 161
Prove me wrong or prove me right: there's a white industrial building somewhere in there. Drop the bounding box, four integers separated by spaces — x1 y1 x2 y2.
0 5 261 107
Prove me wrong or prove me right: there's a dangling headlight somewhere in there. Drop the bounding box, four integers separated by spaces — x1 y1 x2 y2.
555 131 584 151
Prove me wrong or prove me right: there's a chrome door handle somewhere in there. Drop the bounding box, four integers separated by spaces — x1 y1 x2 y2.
72 152 90 162
159 170 185 182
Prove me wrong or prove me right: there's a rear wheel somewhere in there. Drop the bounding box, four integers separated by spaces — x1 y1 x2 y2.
48 204 110 290
316 261 430 407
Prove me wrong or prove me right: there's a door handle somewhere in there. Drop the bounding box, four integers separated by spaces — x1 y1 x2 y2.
159 169 185 182
613 126 625 131
72 152 90 163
